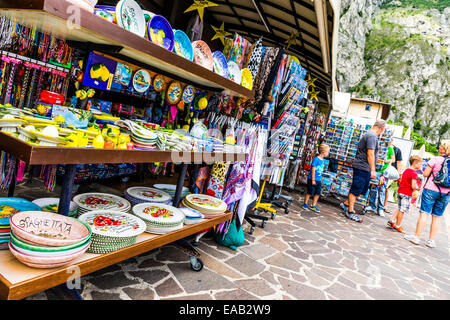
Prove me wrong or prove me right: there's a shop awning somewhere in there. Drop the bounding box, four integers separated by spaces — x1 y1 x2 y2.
140 0 337 102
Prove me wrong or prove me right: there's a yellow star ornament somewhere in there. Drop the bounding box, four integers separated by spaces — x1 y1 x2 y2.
184 0 218 22
306 74 317 88
309 88 320 101
285 31 300 50
211 22 232 45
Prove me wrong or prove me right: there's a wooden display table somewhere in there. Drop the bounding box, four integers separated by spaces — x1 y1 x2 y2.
0 212 232 300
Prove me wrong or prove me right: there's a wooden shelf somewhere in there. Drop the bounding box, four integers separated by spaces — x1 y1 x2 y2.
0 0 254 99
0 212 232 300
0 132 246 165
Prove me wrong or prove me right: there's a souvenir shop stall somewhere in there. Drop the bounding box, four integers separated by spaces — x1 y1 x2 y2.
0 0 324 300
320 116 394 205
0 0 276 300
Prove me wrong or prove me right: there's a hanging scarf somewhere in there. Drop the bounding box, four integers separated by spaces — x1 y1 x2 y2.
205 162 230 199
254 47 279 107
245 37 263 80
194 166 211 194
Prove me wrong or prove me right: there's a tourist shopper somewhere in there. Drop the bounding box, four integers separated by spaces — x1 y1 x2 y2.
385 140 402 213
404 140 450 248
303 144 330 213
367 139 395 216
387 155 423 233
340 120 386 222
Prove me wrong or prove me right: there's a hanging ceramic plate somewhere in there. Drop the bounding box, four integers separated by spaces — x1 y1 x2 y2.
212 51 229 78
148 15 174 51
73 193 131 212
126 187 172 203
173 30 194 61
116 0 146 37
185 194 227 213
181 85 195 105
165 81 182 105
192 40 213 71
227 62 241 84
132 203 185 228
153 75 165 92
240 68 253 90
132 69 151 93
78 210 146 238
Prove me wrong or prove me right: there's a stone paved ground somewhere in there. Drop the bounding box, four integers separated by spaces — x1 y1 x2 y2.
3 179 450 300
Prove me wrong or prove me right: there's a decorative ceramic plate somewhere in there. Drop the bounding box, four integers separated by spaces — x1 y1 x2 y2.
0 198 41 226
10 211 91 247
78 210 146 238
212 51 229 78
165 81 182 105
73 193 131 212
240 67 253 90
179 207 204 219
132 203 185 227
192 40 213 71
10 231 90 253
148 15 174 51
32 198 78 217
152 75 165 92
125 187 172 203
181 85 195 105
227 62 241 84
9 240 91 258
132 69 151 93
116 0 146 37
184 194 227 213
173 29 193 61
153 184 189 197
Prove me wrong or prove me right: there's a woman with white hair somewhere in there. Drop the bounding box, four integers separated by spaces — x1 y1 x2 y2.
405 140 450 248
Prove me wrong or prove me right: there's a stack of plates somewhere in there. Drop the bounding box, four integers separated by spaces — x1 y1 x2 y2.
9 211 92 268
179 207 204 225
132 203 185 234
182 194 227 218
153 184 189 199
125 187 172 206
0 198 41 250
73 193 131 216
78 210 146 254
32 198 78 218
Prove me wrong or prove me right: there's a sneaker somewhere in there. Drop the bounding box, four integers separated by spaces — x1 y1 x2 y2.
309 205 320 213
365 206 377 213
425 240 436 248
303 203 309 210
404 234 421 245
387 220 396 229
378 210 385 217
393 225 405 233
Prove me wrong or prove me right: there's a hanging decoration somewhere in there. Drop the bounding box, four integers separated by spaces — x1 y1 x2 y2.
309 88 320 101
285 31 300 50
305 74 317 88
184 0 218 22
211 22 232 46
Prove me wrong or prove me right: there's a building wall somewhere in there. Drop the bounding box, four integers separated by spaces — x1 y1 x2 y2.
347 100 383 120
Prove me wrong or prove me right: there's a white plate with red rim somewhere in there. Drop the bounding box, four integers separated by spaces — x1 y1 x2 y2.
125 187 172 203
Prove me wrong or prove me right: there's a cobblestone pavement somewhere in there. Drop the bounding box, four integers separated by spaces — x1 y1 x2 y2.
3 180 450 300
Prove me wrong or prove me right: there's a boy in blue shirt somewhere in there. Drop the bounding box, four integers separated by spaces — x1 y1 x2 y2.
304 143 330 213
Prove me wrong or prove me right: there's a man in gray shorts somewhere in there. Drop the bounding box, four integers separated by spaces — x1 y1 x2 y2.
340 119 386 222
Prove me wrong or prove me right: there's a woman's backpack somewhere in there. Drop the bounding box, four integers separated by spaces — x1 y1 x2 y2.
431 156 450 195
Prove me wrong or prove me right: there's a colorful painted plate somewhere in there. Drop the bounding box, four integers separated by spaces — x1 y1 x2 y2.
227 62 241 84
181 85 195 105
10 231 90 253
184 194 227 213
32 198 78 217
133 69 151 93
0 198 41 226
148 15 174 51
165 81 182 105
116 0 146 37
240 68 253 90
212 51 229 78
132 203 185 230
153 74 165 92
173 29 194 61
179 207 203 219
10 211 91 247
78 210 146 238
153 184 189 197
125 187 172 203
73 193 131 212
192 40 213 71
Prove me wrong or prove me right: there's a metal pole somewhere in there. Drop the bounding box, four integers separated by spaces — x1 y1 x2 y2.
58 164 77 216
173 163 188 207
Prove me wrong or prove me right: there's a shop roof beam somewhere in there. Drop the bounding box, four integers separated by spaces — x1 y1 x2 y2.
251 0 273 34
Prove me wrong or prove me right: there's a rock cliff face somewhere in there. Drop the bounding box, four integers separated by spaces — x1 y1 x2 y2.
336 0 450 143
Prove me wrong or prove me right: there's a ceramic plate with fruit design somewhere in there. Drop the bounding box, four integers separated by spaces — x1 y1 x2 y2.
78 210 145 238
185 194 227 213
132 203 185 227
73 193 131 212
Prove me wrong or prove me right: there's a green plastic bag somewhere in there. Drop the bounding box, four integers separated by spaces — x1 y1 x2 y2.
213 220 245 250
